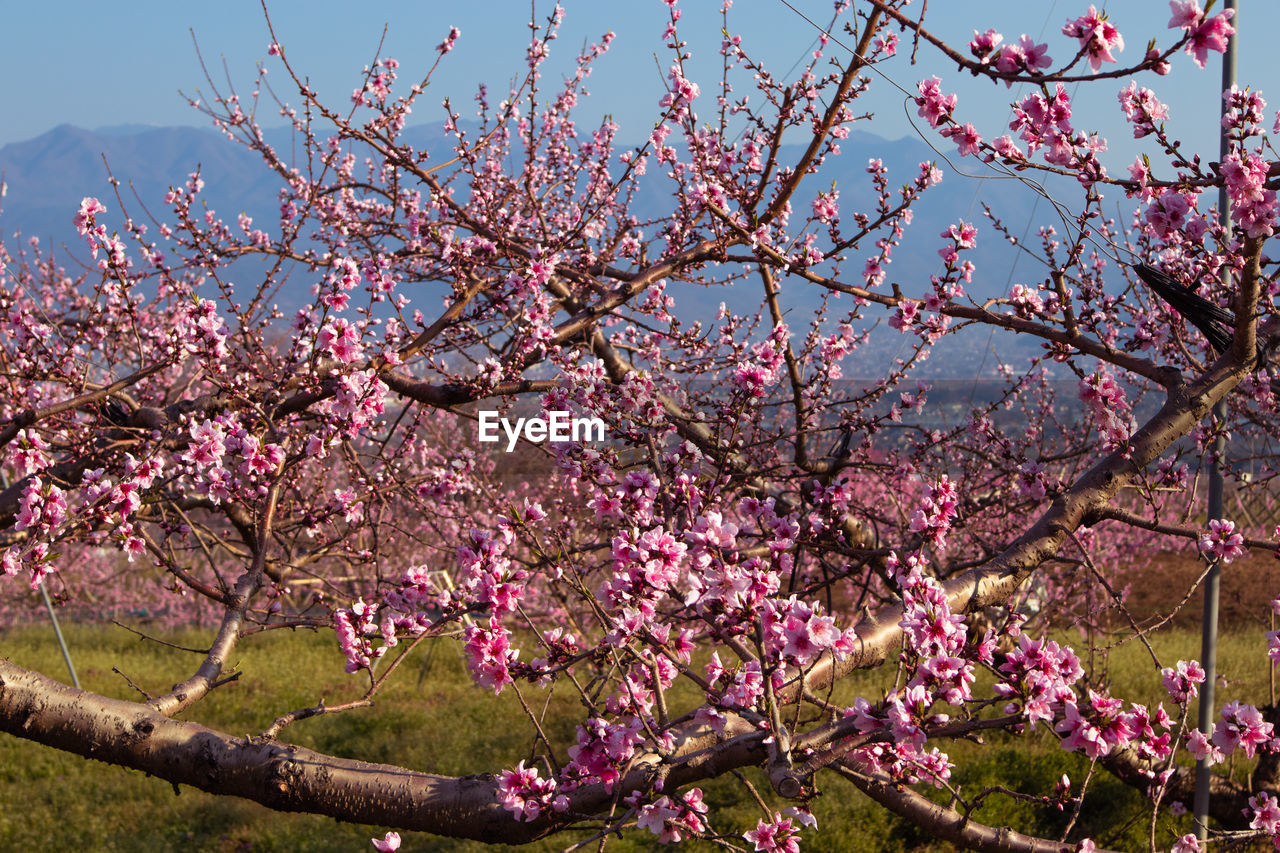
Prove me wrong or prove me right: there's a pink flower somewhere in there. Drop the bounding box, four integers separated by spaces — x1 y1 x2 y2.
991 135 1024 160
14 478 44 531
371 831 401 851
1017 35 1053 70
942 221 978 249
994 35 1052 80
873 33 898 57
811 190 839 223
1167 0 1202 29
915 77 957 129
907 475 960 548
463 619 516 693
744 813 801 853
1185 728 1223 765
2 548 20 577
1056 702 1109 758
890 300 920 332
784 806 817 829
123 534 147 562
1146 48 1172 75
777 600 840 665
73 197 106 236
1118 82 1169 138
497 760 558 821
1171 833 1203 853
1161 659 1205 704
969 29 1002 64
184 419 227 468
636 796 681 840
943 122 983 157
661 65 701 109
1213 700 1274 758
1168 2 1235 68
1221 152 1270 205
318 318 364 364
436 26 460 55
521 499 547 522
1219 150 1276 238
1062 6 1124 71
733 362 775 396
1143 188 1195 238
1249 791 1280 835
721 662 765 709
1080 369 1136 448
689 511 739 549
1199 518 1245 564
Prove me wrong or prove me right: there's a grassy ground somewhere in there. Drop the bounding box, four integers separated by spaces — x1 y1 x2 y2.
0 621 1271 852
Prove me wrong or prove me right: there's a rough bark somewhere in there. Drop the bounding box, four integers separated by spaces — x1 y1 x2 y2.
0 658 544 842
836 762 1121 853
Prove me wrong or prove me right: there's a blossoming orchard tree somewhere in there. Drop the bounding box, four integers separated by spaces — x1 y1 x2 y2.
0 0 1275 850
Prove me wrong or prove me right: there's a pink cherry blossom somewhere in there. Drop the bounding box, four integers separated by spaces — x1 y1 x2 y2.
1212 700 1274 758
744 812 801 853
73 197 107 236
1062 6 1124 71
371 831 401 852
915 76 957 128
1198 518 1246 564
1161 660 1206 704
1167 2 1235 68
968 29 1002 64
1 5 1278 849
1249 791 1280 837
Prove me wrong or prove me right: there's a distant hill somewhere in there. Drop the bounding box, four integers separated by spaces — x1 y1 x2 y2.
0 123 1081 378
1 124 273 250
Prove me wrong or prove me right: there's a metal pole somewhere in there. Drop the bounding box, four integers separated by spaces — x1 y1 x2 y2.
40 583 80 689
1194 0 1236 838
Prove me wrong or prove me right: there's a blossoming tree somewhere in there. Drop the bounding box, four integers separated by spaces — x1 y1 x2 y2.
0 1 1275 851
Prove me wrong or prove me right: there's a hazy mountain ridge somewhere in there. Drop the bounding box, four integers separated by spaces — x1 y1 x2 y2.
0 123 1077 378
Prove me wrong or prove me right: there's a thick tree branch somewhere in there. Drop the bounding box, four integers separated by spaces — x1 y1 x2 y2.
835 761 1122 853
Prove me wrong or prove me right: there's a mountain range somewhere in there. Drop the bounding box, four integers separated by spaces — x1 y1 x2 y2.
0 122 1080 378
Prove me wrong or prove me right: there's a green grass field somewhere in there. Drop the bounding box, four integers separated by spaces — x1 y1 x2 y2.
0 621 1270 852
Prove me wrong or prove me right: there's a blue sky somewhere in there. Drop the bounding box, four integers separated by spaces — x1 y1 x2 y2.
1 1 1273 174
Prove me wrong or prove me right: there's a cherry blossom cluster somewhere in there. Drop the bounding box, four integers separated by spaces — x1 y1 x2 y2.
1167 1 1235 68
1078 369 1137 449
1061 6 1124 71
1220 144 1277 239
1161 659 1206 706
743 807 816 853
5 3 1280 850
334 598 388 674
1198 518 1246 564
497 760 564 821
907 476 960 549
634 788 708 844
